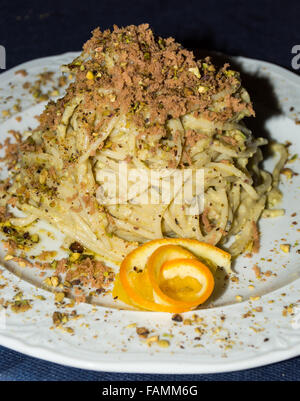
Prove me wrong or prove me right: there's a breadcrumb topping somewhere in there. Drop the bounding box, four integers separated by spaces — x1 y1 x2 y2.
37 23 254 136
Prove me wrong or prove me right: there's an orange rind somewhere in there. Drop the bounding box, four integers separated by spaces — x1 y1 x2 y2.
114 238 231 312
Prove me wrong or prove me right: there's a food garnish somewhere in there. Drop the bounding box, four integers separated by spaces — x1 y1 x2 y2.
113 238 231 312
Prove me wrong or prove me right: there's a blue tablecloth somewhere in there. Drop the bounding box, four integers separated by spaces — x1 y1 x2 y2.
0 345 299 381
0 0 299 380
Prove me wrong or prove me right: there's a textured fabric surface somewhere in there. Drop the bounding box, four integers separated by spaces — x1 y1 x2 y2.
0 345 299 381
0 0 299 381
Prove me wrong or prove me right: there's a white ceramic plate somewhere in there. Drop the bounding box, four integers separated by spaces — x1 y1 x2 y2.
0 52 299 374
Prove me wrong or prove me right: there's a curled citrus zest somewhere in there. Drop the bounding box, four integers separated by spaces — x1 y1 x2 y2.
147 245 214 308
158 258 215 306
117 238 231 312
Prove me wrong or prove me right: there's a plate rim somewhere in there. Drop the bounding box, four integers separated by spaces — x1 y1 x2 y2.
1 330 300 374
0 52 299 374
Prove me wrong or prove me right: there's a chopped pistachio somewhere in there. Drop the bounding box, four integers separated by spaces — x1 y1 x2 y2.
250 296 261 301
86 70 94 80
143 52 150 60
198 85 209 93
145 335 159 345
195 327 205 334
54 292 65 303
52 311 63 325
50 89 60 97
14 291 23 301
188 67 201 78
31 234 39 243
43 277 52 286
2 110 11 117
280 244 290 253
69 252 81 262
11 299 31 313
224 69 236 77
44 275 60 288
162 333 174 338
157 339 170 348
136 327 150 338
281 168 293 179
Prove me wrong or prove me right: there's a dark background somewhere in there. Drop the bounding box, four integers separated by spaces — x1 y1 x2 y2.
0 0 300 381
1 0 300 72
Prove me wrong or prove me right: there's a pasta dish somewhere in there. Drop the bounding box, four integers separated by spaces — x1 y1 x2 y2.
0 24 287 268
